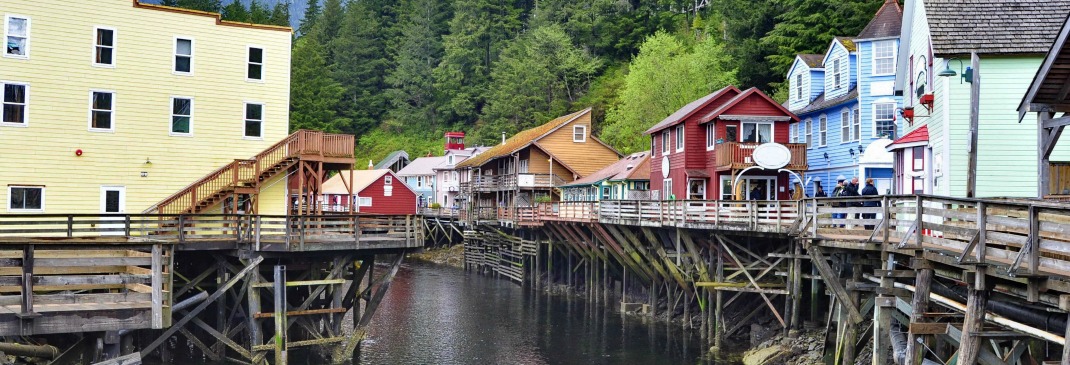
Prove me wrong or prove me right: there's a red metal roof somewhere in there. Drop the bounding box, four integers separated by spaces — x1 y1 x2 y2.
886 126 929 149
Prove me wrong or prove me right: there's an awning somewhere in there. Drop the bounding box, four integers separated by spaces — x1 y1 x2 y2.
686 169 710 178
885 126 928 151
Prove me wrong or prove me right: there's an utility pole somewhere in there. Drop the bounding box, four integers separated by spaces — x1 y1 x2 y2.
967 52 981 198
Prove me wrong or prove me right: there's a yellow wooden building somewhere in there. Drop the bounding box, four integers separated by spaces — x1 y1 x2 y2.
0 0 306 215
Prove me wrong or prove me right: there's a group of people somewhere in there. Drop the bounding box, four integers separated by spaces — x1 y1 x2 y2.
819 175 880 229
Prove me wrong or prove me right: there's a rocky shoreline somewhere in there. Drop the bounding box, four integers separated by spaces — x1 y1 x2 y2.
407 245 464 268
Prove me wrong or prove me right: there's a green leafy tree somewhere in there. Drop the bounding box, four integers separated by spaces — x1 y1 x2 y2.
290 36 349 133
220 0 249 22
600 31 737 153
386 0 450 129
331 1 392 135
477 25 602 143
760 0 882 78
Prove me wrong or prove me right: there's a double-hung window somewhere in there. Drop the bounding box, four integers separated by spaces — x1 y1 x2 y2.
675 126 684 152
852 107 861 140
93 27 115 66
8 186 43 212
705 124 715 150
840 109 852 143
661 131 669 154
804 119 812 148
873 40 896 75
573 125 586 142
248 46 263 81
5 16 29 58
174 37 193 74
89 91 114 131
818 116 827 146
874 103 896 138
171 97 193 135
789 123 797 143
834 59 843 89
2 83 28 126
244 102 263 139
795 74 803 102
358 197 372 207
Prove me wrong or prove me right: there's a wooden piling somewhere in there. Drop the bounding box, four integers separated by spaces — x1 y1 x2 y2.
273 265 287 365
905 263 933 365
957 266 989 365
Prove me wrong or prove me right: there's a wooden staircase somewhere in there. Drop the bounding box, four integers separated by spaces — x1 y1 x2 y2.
145 130 355 215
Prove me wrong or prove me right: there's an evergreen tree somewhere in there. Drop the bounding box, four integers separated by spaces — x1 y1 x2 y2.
221 0 249 22
309 0 345 61
290 36 349 133
331 1 392 135
298 0 321 35
161 0 179 6
174 0 222 12
269 3 291 27
386 0 450 130
760 0 882 78
249 0 272 24
714 0 780 90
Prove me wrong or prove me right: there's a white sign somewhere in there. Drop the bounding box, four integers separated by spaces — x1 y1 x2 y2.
751 143 792 169
869 81 894 96
661 156 670 178
517 174 535 187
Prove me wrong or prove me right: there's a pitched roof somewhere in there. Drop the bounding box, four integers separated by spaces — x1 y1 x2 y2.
1019 11 1070 117
396 156 447 177
699 87 800 123
456 108 591 169
886 126 928 150
644 86 741 135
560 151 651 187
322 169 393 195
857 0 903 39
925 0 1070 55
791 88 859 115
373 150 410 170
835 37 857 52
799 54 824 68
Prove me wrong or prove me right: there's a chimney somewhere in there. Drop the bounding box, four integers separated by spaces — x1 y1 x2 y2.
368 159 373 169
501 132 506 145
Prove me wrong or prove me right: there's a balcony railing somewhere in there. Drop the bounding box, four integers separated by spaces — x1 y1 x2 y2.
715 142 807 171
467 174 564 192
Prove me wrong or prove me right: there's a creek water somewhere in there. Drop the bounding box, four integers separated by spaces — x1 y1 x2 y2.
353 261 713 365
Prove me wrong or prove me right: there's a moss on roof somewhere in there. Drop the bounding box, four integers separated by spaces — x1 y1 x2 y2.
456 108 591 169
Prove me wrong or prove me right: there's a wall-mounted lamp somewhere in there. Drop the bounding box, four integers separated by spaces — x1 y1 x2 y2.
140 171 148 178
938 58 973 83
823 152 830 163
849 148 856 157
858 143 865 154
144 157 152 165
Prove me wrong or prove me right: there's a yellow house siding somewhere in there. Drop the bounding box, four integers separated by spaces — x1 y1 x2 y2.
0 0 291 214
538 112 620 177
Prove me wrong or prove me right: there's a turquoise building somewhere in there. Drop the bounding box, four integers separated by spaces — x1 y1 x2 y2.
560 151 651 201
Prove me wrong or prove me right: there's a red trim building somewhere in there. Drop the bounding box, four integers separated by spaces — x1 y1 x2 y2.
321 169 417 215
646 87 807 200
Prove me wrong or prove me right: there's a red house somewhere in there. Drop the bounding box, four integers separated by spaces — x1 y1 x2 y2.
321 169 417 215
646 86 807 201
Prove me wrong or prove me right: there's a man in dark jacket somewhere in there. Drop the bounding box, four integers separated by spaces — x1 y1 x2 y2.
860 178 880 229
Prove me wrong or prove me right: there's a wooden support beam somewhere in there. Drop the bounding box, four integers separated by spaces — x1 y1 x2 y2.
957 267 989 365
273 265 287 365
807 246 864 324
905 266 933 365
718 235 785 327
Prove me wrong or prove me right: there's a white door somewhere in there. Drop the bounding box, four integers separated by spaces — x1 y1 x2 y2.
100 186 126 235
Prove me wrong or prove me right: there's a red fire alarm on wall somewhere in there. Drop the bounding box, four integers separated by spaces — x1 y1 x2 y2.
75 149 83 156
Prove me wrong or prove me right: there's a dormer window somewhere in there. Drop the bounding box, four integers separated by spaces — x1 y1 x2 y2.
795 74 803 102
833 59 842 89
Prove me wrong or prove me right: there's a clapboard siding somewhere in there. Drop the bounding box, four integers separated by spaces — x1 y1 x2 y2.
0 0 291 214
359 172 417 215
539 112 619 177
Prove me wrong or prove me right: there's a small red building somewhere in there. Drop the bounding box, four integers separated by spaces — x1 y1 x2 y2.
321 169 417 215
645 86 806 200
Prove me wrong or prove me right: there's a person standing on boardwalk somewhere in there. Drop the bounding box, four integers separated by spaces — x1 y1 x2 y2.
842 177 861 227
831 178 846 226
860 178 880 229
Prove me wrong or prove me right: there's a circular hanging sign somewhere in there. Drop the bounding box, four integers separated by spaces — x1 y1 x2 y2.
661 156 670 178
752 143 792 169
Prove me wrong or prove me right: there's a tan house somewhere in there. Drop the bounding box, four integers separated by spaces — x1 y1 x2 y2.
456 108 620 223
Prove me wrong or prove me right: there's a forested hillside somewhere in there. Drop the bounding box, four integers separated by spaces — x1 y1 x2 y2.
163 0 884 161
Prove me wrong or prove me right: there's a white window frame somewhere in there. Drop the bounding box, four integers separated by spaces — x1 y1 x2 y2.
7 185 44 212
852 107 861 141
789 123 796 143
169 96 194 136
661 131 669 154
247 45 264 82
358 197 372 207
872 39 897 76
873 102 897 138
741 121 773 144
804 119 812 148
663 179 673 199
243 101 264 140
88 89 116 132
92 26 116 68
817 116 827 146
4 15 30 59
1 81 29 127
173 36 194 75
833 58 842 90
384 175 393 186
573 125 587 142
705 123 715 150
840 108 852 143
795 74 803 102
675 125 684 152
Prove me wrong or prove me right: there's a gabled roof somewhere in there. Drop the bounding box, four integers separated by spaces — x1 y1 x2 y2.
699 87 800 123
560 151 651 187
644 86 742 135
925 0 1070 56
456 108 593 169
1019 12 1070 118
886 126 928 150
396 156 447 177
788 54 825 77
322 169 409 195
792 88 859 115
822 37 857 66
856 0 903 40
373 150 410 170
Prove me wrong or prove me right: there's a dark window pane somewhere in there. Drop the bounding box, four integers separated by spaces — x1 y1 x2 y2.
249 47 263 63
93 92 112 110
9 189 23 209
245 120 261 137
93 111 112 129
176 39 192 55
173 98 191 115
10 188 41 210
246 104 262 120
175 56 191 72
3 105 24 124
97 47 113 64
105 190 120 213
97 29 114 46
4 84 25 103
248 64 262 80
172 116 190 133
725 126 737 142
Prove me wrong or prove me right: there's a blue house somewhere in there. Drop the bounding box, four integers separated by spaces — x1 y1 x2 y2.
787 0 903 196
396 156 446 208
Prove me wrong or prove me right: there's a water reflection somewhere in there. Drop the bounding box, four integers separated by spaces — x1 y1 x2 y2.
357 261 711 365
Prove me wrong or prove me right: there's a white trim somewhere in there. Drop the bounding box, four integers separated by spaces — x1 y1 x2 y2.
572 125 587 142
741 121 774 144
674 125 684 152
169 96 194 137
804 119 812 148
173 36 194 76
839 107 854 143
246 45 264 83
99 185 126 213
0 81 29 127
358 197 372 207
816 115 827 147
87 89 116 133
705 123 716 151
384 175 393 185
871 39 897 76
91 26 117 68
243 101 265 140
4 15 30 60
661 131 669 154
872 102 896 138
7 185 44 212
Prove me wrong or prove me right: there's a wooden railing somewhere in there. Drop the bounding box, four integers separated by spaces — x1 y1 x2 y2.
468 173 565 192
715 142 808 170
148 130 355 215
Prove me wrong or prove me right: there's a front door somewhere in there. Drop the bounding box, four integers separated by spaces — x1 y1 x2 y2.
100 186 126 235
